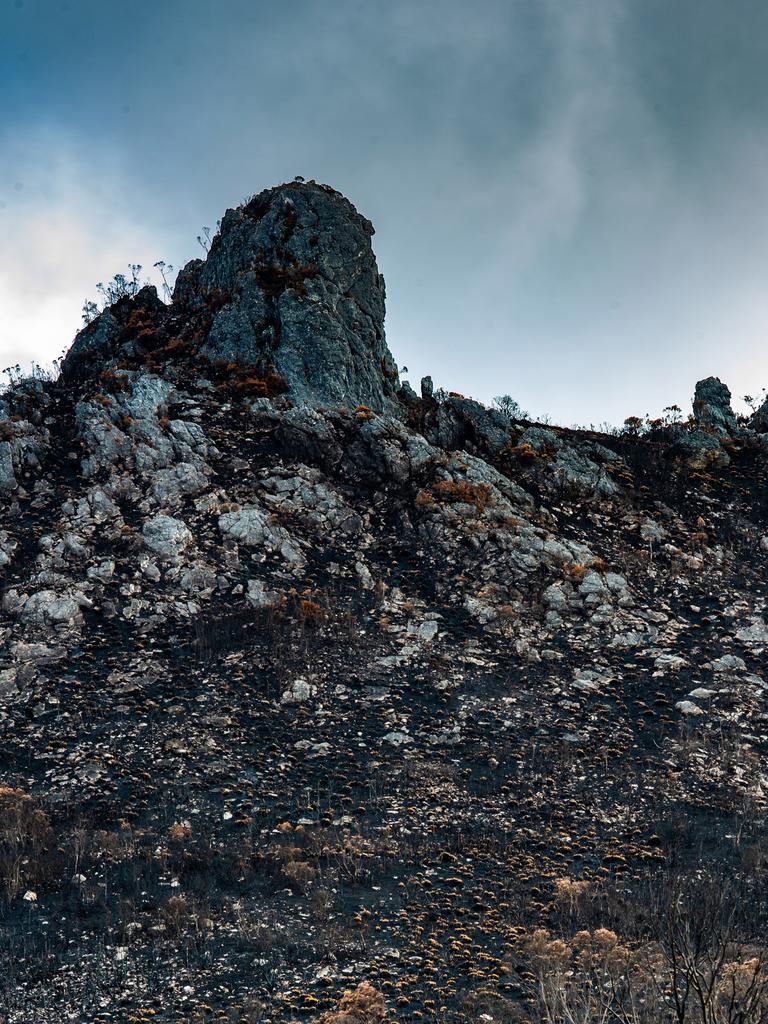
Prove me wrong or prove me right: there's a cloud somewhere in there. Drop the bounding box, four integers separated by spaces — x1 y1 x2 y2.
3 0 768 424
0 130 179 372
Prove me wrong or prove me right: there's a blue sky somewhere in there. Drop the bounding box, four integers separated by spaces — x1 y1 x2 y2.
3 0 768 424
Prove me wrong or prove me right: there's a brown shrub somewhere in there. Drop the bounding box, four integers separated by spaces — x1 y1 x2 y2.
552 876 590 912
504 440 540 460
282 860 317 893
164 337 190 352
97 369 132 393
0 787 52 901
168 822 192 843
414 489 436 509
298 599 328 627
161 894 189 938
318 981 386 1024
429 479 493 514
564 562 589 583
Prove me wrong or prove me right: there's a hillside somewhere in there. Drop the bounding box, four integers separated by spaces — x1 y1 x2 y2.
2 182 768 1024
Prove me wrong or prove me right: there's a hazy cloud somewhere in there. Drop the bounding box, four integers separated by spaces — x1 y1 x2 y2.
2 0 768 423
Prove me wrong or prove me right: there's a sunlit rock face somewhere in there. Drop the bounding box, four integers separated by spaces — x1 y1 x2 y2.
62 181 400 411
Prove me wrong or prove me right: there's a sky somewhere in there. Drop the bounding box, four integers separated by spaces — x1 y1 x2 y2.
3 0 768 426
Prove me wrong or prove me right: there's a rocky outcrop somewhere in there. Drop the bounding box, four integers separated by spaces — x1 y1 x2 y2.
62 181 399 411
62 285 169 383
671 427 731 470
749 395 768 433
693 376 738 436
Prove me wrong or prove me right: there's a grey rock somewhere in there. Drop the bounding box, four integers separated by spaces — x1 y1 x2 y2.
676 700 704 716
281 677 315 704
514 427 621 497
640 519 666 543
275 405 344 469
0 441 16 492
123 374 173 420
142 515 193 559
218 505 304 564
543 583 569 613
749 396 768 433
260 466 362 536
62 309 122 381
605 572 629 594
671 429 730 471
578 572 609 598
173 182 399 410
0 667 18 699
19 590 90 625
736 619 768 645
10 642 67 664
60 184 400 411
383 730 412 747
62 286 168 381
398 380 418 403
711 654 747 673
551 447 619 498
653 654 687 672
0 530 17 569
149 463 209 508
246 579 282 610
693 377 737 436
431 396 511 454
74 398 130 477
518 426 559 452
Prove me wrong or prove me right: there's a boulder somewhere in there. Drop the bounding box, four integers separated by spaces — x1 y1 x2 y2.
218 506 304 564
142 514 193 559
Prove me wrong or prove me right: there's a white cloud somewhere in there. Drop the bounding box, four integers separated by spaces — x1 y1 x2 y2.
0 130 174 373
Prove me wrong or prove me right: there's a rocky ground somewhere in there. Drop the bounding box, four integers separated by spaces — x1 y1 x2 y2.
2 182 768 1023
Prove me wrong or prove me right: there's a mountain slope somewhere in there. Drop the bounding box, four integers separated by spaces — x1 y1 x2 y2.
2 183 768 1023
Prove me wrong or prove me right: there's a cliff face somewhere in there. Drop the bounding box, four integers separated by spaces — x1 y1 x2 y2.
62 181 399 410
3 185 768 1022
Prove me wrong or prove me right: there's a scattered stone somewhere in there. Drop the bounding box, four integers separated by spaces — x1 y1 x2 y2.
142 514 193 559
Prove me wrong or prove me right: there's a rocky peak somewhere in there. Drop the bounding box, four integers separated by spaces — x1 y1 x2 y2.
692 375 737 436
62 181 399 410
